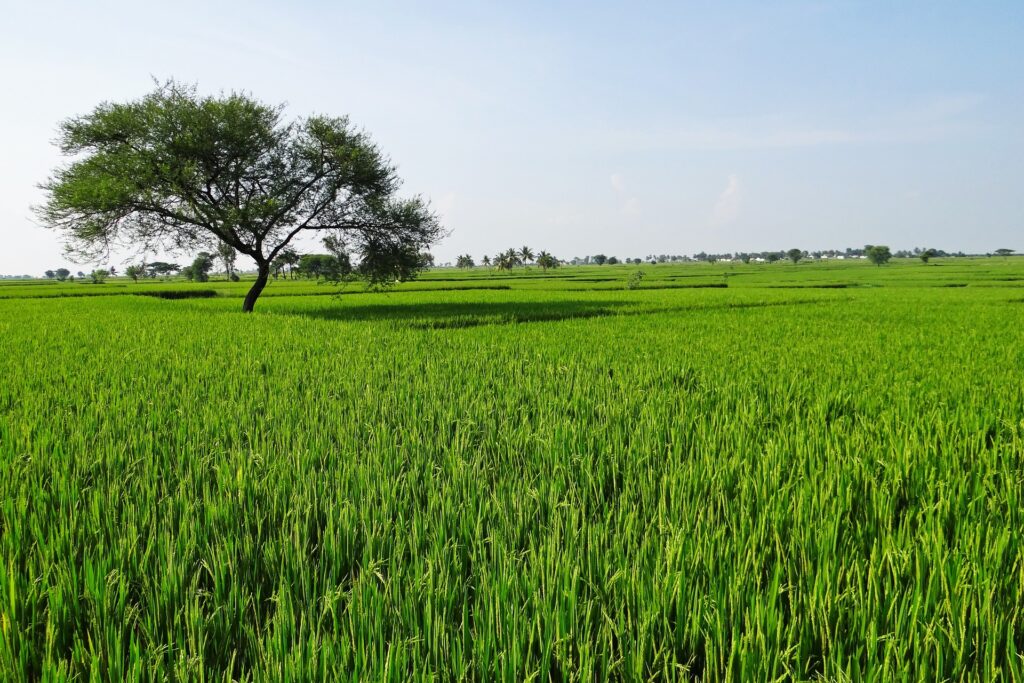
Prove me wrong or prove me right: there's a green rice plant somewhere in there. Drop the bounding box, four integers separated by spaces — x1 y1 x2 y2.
0 260 1022 680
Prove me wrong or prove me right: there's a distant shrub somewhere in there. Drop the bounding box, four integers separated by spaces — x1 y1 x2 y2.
626 270 645 290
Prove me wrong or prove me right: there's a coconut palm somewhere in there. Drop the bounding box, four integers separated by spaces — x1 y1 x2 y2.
496 249 521 271
536 251 558 271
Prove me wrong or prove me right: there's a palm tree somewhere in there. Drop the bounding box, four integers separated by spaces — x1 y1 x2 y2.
482 255 490 267
496 249 521 271
536 251 557 271
520 246 534 264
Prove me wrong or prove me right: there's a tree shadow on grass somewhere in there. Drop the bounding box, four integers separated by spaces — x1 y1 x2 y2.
279 299 637 329
274 296 837 329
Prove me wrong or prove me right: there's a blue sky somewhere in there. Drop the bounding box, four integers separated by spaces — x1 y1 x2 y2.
1 1 1021 273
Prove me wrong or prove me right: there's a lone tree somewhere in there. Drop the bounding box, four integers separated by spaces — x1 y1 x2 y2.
995 248 1015 257
865 244 892 266
786 248 803 264
216 242 237 279
36 80 442 312
146 262 180 279
919 248 937 263
183 252 214 282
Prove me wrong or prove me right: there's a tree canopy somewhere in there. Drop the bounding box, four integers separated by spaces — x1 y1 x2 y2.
865 245 892 266
535 251 558 271
296 253 350 280
146 262 180 278
182 252 214 282
37 80 443 311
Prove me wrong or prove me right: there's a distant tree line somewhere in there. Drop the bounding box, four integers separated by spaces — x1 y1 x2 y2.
461 247 560 272
42 266 114 283
604 246 1010 265
26 245 1018 281
385 244 1020 270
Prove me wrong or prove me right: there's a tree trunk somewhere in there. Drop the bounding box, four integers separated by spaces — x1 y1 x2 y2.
242 262 270 313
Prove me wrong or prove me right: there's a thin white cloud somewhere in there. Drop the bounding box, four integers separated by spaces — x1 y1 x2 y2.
621 197 640 217
609 173 639 216
711 174 741 226
593 94 986 152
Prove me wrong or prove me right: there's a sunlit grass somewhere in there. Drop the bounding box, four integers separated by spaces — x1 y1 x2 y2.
1 261 1023 680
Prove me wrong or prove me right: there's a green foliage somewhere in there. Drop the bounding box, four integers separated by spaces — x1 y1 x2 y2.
36 79 442 312
88 268 108 284
272 247 300 279
353 240 433 287
494 249 523 271
296 253 350 281
592 254 608 265
995 248 1015 257
216 242 237 278
456 254 475 269
626 269 645 289
125 265 144 281
184 252 214 282
146 262 180 279
919 248 936 263
866 244 893 266
787 248 803 264
2 260 1024 679
535 251 558 271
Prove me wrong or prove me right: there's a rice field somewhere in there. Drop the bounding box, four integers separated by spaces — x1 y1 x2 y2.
1 258 1023 680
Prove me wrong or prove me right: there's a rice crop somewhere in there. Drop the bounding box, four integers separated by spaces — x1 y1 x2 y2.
1 259 1023 680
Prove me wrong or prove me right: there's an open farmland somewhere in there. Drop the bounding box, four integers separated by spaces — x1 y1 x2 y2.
1 259 1023 680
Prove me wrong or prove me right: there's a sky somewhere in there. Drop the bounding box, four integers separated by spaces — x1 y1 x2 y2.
1 1 1022 274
